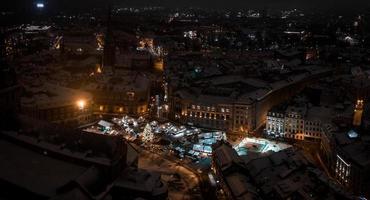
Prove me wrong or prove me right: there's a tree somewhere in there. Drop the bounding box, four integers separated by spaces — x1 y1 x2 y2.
142 123 154 143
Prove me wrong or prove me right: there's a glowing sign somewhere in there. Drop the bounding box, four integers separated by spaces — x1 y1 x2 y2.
36 3 44 8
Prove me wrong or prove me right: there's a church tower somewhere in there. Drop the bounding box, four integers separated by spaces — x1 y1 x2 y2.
102 5 115 74
353 99 364 126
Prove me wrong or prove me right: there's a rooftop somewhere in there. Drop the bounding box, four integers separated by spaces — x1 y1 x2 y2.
169 54 332 105
334 130 370 167
83 72 151 93
213 142 352 200
0 138 87 198
21 83 92 109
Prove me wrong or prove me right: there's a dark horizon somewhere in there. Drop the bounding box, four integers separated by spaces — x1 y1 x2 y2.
2 0 370 12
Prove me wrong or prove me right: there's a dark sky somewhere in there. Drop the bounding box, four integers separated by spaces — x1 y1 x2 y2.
2 0 370 11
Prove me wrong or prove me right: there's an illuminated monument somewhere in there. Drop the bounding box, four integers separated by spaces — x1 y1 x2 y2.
353 99 363 126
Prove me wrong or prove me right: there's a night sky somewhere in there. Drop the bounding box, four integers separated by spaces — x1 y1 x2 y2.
2 0 369 11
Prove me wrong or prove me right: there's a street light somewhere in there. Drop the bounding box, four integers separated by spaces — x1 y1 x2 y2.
77 100 85 110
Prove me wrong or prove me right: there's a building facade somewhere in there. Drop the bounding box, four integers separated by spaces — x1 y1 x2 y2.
320 128 370 198
21 84 94 126
171 98 255 133
83 72 152 117
266 105 323 141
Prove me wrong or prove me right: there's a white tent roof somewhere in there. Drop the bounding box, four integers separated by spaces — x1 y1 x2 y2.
98 120 113 128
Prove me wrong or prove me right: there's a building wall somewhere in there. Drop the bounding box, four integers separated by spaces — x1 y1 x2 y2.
266 111 285 136
92 89 150 117
0 85 21 113
332 149 370 197
169 68 332 134
170 97 254 133
22 101 94 126
266 110 323 141
320 129 334 167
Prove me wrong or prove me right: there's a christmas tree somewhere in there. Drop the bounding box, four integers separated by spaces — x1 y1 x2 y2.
142 123 154 143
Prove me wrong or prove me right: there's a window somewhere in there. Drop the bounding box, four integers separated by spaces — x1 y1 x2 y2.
127 92 135 101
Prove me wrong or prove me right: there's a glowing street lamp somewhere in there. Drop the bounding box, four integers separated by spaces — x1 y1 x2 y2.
77 100 86 110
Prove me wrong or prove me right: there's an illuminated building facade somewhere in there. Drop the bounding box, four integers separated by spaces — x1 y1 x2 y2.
266 104 326 141
171 98 255 133
283 106 306 140
84 73 150 117
266 109 285 136
335 154 352 186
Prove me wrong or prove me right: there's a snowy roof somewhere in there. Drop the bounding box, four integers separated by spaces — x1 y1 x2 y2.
21 83 92 109
98 120 113 128
0 139 87 197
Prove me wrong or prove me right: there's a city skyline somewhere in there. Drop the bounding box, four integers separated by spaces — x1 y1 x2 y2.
2 0 370 11
0 2 370 200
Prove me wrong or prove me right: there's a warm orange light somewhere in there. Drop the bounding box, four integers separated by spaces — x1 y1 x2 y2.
77 100 85 110
97 66 102 73
154 58 164 71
